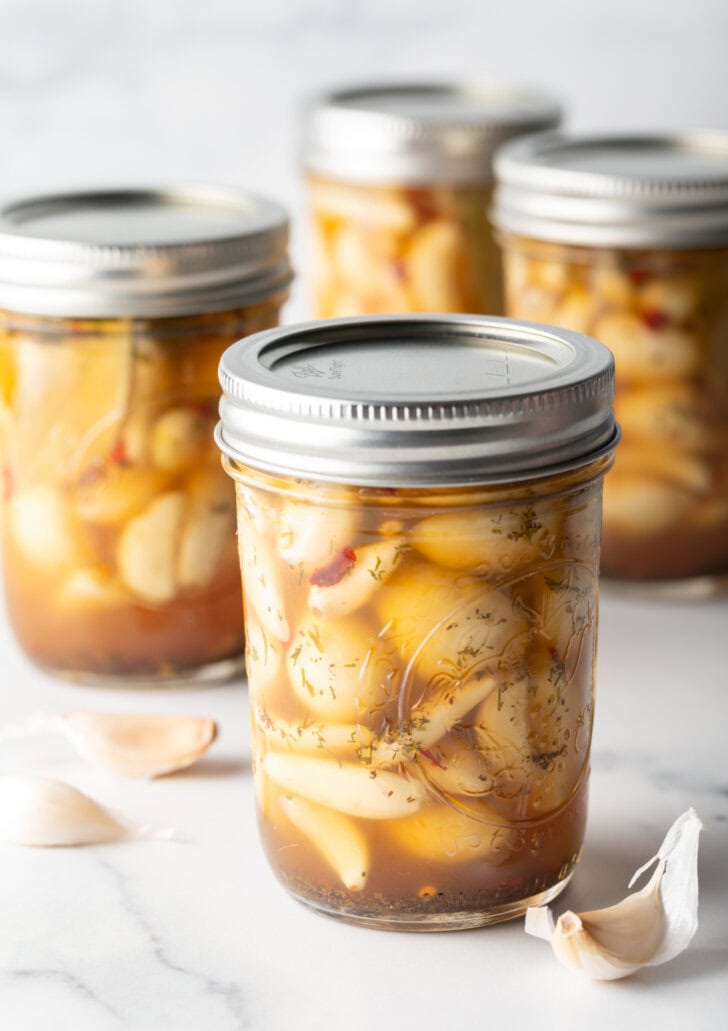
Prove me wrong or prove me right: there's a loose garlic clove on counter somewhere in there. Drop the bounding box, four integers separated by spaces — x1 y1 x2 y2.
0 776 177 846
0 711 218 778
59 711 218 778
525 809 702 980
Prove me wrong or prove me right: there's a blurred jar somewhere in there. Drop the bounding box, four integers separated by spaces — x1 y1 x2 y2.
0 186 291 684
493 132 728 588
301 83 561 318
217 314 618 930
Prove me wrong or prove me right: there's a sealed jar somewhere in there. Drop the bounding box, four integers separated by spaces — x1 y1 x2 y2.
493 132 728 587
217 314 618 930
0 186 291 684
302 83 561 318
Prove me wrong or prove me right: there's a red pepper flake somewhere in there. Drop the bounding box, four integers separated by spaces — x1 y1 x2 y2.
186 399 217 419
642 308 670 331
419 747 447 771
108 439 129 466
309 547 356 587
2 466 12 502
628 268 649 287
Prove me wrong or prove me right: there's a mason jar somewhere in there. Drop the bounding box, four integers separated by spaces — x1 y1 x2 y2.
0 186 291 684
301 83 561 319
492 132 728 588
217 314 618 930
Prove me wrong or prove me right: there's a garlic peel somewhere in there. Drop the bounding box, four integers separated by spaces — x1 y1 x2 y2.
0 776 177 847
525 808 702 980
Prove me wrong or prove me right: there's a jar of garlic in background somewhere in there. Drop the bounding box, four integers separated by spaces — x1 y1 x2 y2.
301 83 561 318
217 314 618 930
0 187 291 683
492 132 728 588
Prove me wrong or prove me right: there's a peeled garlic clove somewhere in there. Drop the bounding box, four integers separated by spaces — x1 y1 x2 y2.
8 485 87 570
60 712 217 778
0 776 175 846
526 808 702 980
403 673 498 751
117 491 185 604
279 794 369 891
262 752 425 820
308 538 405 618
239 532 290 643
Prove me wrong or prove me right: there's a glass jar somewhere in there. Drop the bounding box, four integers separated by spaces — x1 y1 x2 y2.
493 132 728 588
0 187 291 684
217 315 618 930
301 83 561 318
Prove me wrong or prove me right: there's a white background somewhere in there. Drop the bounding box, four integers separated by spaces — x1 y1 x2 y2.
1 0 727 312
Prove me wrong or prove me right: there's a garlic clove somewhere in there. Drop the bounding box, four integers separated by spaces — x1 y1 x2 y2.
262 752 426 820
526 808 702 980
0 776 176 847
60 712 218 778
279 793 369 892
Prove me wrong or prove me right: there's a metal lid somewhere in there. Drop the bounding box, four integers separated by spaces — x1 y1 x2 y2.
301 82 561 185
0 186 292 318
492 131 728 248
216 315 617 487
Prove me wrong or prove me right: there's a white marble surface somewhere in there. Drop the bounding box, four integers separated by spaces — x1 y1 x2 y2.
0 589 726 1031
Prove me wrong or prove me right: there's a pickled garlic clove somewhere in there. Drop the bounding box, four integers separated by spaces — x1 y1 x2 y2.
613 383 711 452
177 471 236 590
526 809 702 980
60 711 218 778
389 804 514 865
409 506 559 575
613 445 711 494
239 532 290 643
310 180 416 232
0 776 177 846
277 499 358 572
551 289 594 334
254 705 378 762
149 407 209 473
637 277 698 324
287 613 391 722
308 537 405 618
8 485 87 571
592 314 700 383
55 566 130 613
117 491 186 604
602 476 693 536
376 562 530 684
403 673 498 751
405 219 467 311
11 335 133 483
245 620 284 696
74 465 169 527
279 794 369 892
590 266 634 308
236 484 275 538
262 753 426 819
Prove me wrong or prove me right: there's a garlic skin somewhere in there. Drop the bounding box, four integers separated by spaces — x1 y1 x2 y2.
525 809 702 980
0 776 176 847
